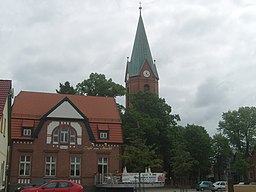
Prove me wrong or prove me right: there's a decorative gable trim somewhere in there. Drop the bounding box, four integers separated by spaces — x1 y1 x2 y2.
32 97 95 141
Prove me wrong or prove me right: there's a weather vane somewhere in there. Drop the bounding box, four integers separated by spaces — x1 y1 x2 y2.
139 2 142 15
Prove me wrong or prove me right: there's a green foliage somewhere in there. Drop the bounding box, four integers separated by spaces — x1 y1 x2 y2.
76 73 126 97
234 151 251 175
183 124 212 179
121 138 162 172
122 93 180 173
212 134 232 180
218 106 256 154
170 142 198 180
56 81 76 94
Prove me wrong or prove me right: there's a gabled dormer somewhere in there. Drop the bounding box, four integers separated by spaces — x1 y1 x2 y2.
32 97 95 144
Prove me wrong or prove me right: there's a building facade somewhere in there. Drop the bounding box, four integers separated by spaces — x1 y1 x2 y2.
125 7 159 107
0 80 12 192
10 91 123 191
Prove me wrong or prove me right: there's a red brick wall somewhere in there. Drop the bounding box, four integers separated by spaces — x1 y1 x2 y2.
9 119 121 186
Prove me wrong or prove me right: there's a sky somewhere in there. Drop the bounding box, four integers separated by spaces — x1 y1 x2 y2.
1 0 256 136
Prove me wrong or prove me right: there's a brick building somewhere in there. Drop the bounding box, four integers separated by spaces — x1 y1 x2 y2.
0 80 12 192
9 91 123 191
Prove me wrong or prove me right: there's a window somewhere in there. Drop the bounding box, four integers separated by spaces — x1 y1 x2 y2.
70 129 76 144
45 156 56 176
19 155 31 176
70 156 80 177
99 131 108 140
58 182 73 188
53 129 59 144
60 128 68 143
44 182 58 189
52 127 77 145
0 117 3 133
0 161 4 188
23 129 32 136
98 157 108 176
144 84 150 93
3 118 6 137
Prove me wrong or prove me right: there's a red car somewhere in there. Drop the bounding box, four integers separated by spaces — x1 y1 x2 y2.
21 180 83 192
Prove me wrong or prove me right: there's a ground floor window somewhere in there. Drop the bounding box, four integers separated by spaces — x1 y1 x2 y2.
70 156 80 177
0 161 5 189
98 157 108 175
45 156 56 176
19 155 31 176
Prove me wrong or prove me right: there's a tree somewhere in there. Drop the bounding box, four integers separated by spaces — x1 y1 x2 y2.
76 73 126 97
121 93 180 175
218 106 256 181
121 108 162 172
121 137 162 172
212 134 232 180
183 124 212 180
218 107 256 154
170 142 198 185
56 81 76 94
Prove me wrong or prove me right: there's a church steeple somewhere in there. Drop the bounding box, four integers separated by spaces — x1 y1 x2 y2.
125 5 159 107
125 5 159 80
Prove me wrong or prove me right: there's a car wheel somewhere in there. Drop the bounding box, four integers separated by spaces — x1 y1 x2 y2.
200 187 204 191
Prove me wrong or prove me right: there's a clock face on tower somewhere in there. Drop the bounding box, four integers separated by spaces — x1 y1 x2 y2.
143 70 150 77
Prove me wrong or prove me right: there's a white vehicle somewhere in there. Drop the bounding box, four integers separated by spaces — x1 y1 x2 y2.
211 181 227 191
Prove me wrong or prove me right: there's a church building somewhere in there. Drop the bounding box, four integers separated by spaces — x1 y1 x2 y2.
125 6 159 107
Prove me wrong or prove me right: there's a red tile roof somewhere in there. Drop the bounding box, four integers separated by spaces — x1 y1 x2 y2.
0 80 12 117
11 91 123 143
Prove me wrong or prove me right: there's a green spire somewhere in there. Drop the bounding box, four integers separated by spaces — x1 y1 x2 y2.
126 7 159 79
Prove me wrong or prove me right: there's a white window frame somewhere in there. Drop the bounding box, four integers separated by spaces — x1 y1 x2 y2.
98 157 108 182
23 129 32 136
70 156 80 177
60 128 68 144
19 155 31 176
45 156 56 176
53 129 59 144
99 131 108 139
70 129 76 144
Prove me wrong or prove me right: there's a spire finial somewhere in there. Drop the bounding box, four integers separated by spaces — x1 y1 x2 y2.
139 2 142 15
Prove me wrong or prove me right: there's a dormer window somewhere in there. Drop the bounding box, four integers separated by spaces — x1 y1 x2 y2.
99 131 109 140
23 128 32 136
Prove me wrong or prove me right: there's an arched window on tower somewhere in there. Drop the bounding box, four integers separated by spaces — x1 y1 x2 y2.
144 84 150 93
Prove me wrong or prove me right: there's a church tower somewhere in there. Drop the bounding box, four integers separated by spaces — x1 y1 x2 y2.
125 5 159 107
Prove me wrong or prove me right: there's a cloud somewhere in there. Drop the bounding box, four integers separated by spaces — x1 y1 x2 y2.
1 0 256 136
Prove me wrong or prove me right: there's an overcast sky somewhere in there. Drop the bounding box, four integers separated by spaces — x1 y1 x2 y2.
1 0 256 136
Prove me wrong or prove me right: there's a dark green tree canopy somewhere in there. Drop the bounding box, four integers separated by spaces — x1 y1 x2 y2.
212 134 232 180
183 124 212 179
218 106 256 154
122 92 180 173
56 81 76 94
76 73 126 97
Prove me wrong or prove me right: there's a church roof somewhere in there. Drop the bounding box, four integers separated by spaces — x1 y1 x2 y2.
126 11 159 79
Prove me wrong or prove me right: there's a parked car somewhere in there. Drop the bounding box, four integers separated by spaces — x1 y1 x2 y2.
195 181 213 191
211 181 227 191
15 179 51 192
20 180 83 192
